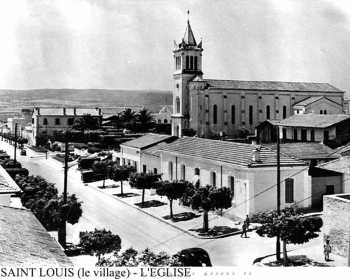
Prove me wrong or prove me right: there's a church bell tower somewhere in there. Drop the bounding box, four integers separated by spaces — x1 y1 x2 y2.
171 15 203 137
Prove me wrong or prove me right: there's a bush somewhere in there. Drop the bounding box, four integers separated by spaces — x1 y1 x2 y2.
1 159 22 168
5 168 29 179
78 158 100 170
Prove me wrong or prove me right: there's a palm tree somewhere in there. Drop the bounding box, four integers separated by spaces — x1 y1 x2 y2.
119 109 136 128
73 114 100 133
136 108 154 131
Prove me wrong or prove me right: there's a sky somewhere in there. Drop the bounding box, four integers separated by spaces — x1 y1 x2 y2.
1 0 350 95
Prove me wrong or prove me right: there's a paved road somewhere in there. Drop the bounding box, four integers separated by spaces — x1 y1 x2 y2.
0 141 281 266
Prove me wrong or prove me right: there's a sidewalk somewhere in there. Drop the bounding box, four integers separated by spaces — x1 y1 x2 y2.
86 179 249 239
255 227 348 266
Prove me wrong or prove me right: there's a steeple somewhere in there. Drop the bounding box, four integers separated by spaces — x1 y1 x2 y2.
174 11 202 51
183 20 197 46
172 12 203 137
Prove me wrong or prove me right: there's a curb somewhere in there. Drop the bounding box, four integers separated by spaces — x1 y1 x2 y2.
85 181 242 240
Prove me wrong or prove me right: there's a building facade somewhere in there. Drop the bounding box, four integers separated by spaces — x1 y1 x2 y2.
158 136 310 217
171 20 345 138
32 107 102 145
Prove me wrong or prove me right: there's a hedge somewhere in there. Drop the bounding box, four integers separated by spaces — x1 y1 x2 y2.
5 168 29 179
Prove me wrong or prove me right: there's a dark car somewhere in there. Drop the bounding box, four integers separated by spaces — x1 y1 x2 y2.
64 243 85 257
175 248 212 266
20 149 27 156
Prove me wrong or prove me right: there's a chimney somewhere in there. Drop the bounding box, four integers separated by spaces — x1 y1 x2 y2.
252 147 261 162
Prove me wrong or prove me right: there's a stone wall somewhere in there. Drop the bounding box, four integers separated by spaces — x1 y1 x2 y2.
323 194 350 257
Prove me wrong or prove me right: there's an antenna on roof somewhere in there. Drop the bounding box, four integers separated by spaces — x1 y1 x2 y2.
187 10 190 22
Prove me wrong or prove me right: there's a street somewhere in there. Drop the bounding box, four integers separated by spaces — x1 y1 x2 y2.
0 140 318 266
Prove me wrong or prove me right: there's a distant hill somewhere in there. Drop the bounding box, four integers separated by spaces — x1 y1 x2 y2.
0 89 172 119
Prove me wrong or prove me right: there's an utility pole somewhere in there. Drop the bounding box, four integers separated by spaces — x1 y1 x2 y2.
276 125 281 261
14 123 18 163
59 131 69 248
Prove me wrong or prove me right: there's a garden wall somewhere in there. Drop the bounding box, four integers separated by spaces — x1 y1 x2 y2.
323 194 350 257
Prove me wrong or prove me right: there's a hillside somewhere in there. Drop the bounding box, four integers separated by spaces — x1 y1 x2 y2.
0 89 172 119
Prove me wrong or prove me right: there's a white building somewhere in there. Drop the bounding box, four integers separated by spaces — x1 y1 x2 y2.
32 107 102 145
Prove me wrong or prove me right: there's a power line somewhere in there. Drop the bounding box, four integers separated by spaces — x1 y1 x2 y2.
148 142 348 250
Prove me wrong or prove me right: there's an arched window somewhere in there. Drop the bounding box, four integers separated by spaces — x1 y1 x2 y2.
266 105 270 120
190 56 194 70
55 118 60 125
168 161 173 180
185 56 189 69
324 110 327 114
194 168 200 175
320 110 323 114
180 164 186 180
285 178 294 203
43 118 48 125
194 56 198 70
210 171 216 187
176 97 180 114
213 104 218 124
249 105 253 125
164 119 168 124
158 119 161 124
231 105 235 124
283 106 287 119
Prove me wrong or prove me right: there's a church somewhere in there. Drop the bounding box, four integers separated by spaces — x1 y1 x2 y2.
171 19 345 138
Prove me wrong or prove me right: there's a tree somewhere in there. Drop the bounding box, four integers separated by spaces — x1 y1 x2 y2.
156 180 188 219
129 172 161 205
190 185 232 232
136 108 154 131
35 134 49 147
92 160 113 188
79 229 121 261
111 165 135 195
253 207 323 265
119 109 136 129
97 248 178 267
42 194 83 231
14 175 83 237
73 114 100 133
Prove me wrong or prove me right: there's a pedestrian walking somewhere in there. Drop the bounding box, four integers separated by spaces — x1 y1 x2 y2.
245 215 250 229
240 221 248 238
324 239 331 261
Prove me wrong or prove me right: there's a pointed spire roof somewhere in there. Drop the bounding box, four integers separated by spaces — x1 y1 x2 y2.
183 20 197 46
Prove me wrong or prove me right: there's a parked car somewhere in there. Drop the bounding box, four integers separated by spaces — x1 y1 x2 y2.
174 248 212 266
64 242 85 257
20 149 26 156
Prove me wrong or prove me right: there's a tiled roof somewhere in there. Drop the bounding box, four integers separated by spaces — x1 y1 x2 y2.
317 156 350 174
142 142 170 157
293 96 324 107
266 143 338 160
0 166 21 194
194 79 343 92
0 206 72 265
121 133 174 149
159 137 306 168
278 114 350 128
293 96 341 107
335 142 350 156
